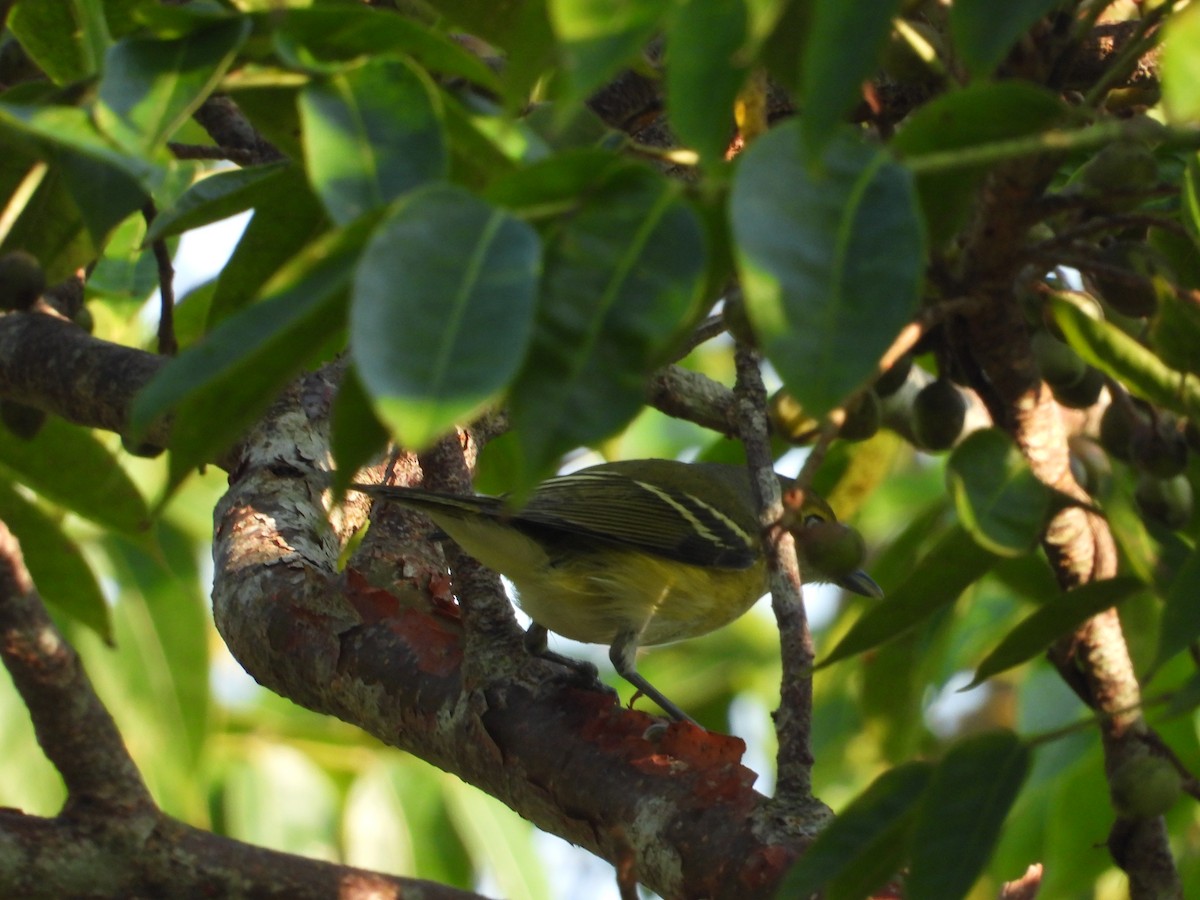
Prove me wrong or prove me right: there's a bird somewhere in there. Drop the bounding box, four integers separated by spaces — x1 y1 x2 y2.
354 459 882 723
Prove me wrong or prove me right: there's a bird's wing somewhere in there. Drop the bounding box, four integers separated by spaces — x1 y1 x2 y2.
515 469 759 569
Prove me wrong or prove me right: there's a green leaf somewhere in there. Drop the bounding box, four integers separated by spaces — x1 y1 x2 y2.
800 0 902 161
485 148 627 215
96 18 251 154
1049 290 1200 418
819 524 997 667
144 161 291 244
547 0 664 110
0 482 111 642
946 428 1050 556
8 0 111 83
131 215 378 484
1163 3 1200 124
0 418 148 533
1151 289 1200 377
509 166 706 482
969 577 1145 687
351 185 541 450
666 0 748 170
1154 550 1200 671
779 762 933 899
207 166 328 326
950 0 1060 80
273 6 502 94
731 121 925 420
908 731 1031 900
892 82 1065 243
299 56 447 225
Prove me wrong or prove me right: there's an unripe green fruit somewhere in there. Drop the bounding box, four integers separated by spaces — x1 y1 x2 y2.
874 354 913 398
1099 401 1145 463
1069 436 1113 499
1050 366 1105 410
1111 755 1183 820
0 400 45 440
769 390 818 444
0 251 45 310
1091 242 1159 318
912 378 967 452
840 390 881 442
1032 329 1087 388
1130 416 1189 479
1134 472 1193 530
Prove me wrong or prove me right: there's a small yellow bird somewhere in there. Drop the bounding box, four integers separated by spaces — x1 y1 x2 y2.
356 459 881 723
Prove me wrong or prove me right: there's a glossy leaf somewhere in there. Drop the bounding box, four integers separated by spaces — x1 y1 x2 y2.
352 185 540 450
666 0 747 170
779 762 932 899
0 417 148 533
1163 3 1200 124
731 121 925 420
547 0 663 108
299 56 446 225
969 577 1144 687
819 525 997 667
0 482 111 642
892 83 1065 243
947 428 1050 556
800 0 901 160
131 216 378 484
908 731 1031 899
1050 291 1200 418
509 167 706 483
950 0 1061 79
8 0 110 83
145 161 291 243
96 18 251 154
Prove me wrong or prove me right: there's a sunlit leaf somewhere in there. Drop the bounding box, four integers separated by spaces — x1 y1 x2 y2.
731 121 924 421
1163 3 1200 124
299 56 446 225
145 161 291 243
8 0 110 83
352 185 541 450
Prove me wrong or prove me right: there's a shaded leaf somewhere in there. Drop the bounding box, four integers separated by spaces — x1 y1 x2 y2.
1154 550 1200 672
908 731 1031 899
666 0 748 170
800 0 901 161
731 120 925 420
145 161 291 244
96 18 251 154
969 577 1144 687
779 762 933 900
330 365 390 495
892 82 1065 243
947 428 1050 556
299 56 446 225
509 166 706 484
819 525 997 667
950 0 1061 79
0 417 147 533
0 482 111 641
351 185 541 450
131 215 378 485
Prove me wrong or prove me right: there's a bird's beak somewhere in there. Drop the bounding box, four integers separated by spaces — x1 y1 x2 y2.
837 569 884 599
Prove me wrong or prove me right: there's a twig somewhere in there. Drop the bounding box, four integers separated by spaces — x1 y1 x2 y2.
142 201 177 356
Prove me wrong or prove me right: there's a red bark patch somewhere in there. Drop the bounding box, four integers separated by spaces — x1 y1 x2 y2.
343 569 402 622
387 608 463 677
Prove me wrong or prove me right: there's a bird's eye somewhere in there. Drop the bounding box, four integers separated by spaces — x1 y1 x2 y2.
803 514 826 527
